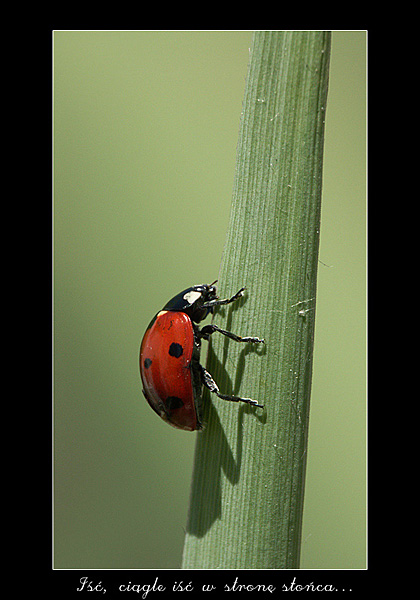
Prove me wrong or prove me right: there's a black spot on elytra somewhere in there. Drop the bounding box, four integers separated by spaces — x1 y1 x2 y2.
143 358 152 369
169 342 183 358
165 396 184 410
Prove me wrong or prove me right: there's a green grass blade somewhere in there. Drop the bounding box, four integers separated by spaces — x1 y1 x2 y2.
182 30 331 570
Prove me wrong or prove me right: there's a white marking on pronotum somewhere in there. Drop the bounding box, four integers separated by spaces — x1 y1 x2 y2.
183 290 202 305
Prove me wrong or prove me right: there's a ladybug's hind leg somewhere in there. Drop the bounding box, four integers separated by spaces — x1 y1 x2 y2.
200 365 264 409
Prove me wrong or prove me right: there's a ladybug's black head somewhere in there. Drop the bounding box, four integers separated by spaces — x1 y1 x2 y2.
163 282 218 323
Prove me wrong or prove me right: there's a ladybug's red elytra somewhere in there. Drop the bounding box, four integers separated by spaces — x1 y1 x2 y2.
139 282 265 431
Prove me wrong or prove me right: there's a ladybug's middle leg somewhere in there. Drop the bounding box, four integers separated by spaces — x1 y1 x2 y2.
199 324 264 344
200 364 264 409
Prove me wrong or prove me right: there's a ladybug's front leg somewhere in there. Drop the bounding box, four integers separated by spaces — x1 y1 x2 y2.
199 323 265 344
201 287 246 310
200 365 264 409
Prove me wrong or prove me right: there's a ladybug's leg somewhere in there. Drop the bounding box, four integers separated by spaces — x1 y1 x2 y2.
200 365 264 408
201 287 246 310
199 324 265 344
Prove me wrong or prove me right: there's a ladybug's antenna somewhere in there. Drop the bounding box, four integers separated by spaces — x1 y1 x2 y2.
210 279 218 286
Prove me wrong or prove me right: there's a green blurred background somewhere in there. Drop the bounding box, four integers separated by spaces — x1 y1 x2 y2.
53 31 366 569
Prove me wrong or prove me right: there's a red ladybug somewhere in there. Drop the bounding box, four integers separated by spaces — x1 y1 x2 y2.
139 282 265 431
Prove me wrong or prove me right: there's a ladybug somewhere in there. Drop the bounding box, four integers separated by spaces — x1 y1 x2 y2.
139 282 265 431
